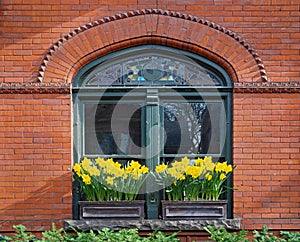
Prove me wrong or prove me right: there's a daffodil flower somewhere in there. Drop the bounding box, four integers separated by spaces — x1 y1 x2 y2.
155 164 167 173
81 157 92 171
106 176 114 185
219 173 227 180
82 174 91 185
73 163 81 176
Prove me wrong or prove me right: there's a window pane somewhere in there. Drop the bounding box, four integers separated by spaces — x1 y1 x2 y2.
84 50 223 86
84 103 142 156
163 102 225 155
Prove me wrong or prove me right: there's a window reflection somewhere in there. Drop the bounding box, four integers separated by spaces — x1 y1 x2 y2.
84 103 141 156
163 103 213 154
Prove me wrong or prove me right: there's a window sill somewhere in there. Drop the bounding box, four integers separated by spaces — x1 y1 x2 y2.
64 218 241 231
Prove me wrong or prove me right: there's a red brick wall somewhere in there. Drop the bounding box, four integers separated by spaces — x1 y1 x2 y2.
0 94 72 231
234 93 300 230
0 0 299 233
1 1 299 83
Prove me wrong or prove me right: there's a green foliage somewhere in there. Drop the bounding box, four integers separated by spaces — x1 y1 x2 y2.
0 224 179 242
40 223 69 242
204 225 300 242
72 229 102 242
147 230 180 242
8 224 39 242
1 224 300 242
96 228 146 242
204 225 250 242
280 230 300 242
253 226 285 242
0 234 12 242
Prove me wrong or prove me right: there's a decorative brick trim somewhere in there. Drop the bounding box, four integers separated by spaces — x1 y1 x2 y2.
38 9 268 84
1 82 299 94
234 82 300 93
0 82 70 94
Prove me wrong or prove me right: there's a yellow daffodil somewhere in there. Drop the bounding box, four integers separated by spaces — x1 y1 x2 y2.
139 165 149 174
113 161 122 169
74 155 234 202
81 157 92 171
168 167 182 180
179 175 186 180
153 156 235 201
155 164 168 173
125 166 134 174
181 156 190 166
114 167 125 178
82 174 91 185
130 160 141 169
186 166 201 179
88 166 100 176
73 157 151 201
203 156 215 171
109 165 120 175
194 157 204 167
106 176 114 185
220 173 226 180
225 164 233 174
215 162 224 172
73 163 81 176
171 160 182 167
206 173 212 181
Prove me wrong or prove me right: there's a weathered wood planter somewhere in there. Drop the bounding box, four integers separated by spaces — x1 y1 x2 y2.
161 200 227 220
79 200 145 220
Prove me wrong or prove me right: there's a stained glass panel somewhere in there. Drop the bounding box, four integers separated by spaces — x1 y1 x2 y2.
84 51 223 86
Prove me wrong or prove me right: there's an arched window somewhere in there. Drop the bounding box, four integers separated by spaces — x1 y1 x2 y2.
72 45 233 219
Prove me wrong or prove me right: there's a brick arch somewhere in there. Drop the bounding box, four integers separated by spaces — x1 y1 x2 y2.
38 9 268 84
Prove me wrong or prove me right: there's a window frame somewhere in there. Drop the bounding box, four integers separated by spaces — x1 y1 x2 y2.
72 45 233 219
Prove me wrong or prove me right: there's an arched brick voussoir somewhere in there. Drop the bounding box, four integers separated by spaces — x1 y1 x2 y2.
38 9 268 84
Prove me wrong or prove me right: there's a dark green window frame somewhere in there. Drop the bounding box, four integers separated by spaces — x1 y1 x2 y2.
72 45 233 219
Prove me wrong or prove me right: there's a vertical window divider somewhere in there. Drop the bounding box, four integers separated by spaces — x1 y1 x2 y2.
145 88 161 219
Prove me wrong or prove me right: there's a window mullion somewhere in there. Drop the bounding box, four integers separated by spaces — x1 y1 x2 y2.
145 88 161 219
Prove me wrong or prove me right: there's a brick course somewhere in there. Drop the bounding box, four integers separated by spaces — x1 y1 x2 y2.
0 94 72 231
0 0 299 235
233 93 300 230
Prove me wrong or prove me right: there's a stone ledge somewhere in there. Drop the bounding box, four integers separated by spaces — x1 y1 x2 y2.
64 218 241 231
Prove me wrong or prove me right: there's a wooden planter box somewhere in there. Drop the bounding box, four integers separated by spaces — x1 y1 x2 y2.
79 200 145 220
161 200 227 220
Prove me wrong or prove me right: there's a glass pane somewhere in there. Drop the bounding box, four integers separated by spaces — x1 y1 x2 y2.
163 102 225 155
84 50 223 86
84 103 142 156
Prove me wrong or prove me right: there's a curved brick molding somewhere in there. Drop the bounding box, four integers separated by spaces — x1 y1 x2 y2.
38 9 268 84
